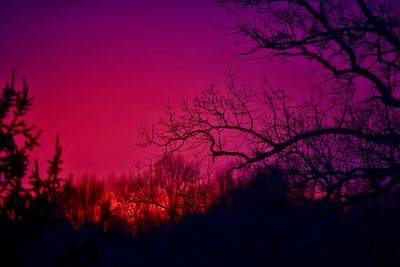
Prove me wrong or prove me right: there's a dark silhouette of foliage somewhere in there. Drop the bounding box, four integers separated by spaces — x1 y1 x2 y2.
0 71 41 219
142 0 400 208
0 73 72 266
21 169 400 267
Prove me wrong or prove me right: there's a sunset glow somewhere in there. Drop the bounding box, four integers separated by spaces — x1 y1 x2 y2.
2 1 400 266
0 0 313 176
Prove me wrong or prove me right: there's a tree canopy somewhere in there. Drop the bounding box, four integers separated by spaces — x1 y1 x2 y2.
142 0 400 207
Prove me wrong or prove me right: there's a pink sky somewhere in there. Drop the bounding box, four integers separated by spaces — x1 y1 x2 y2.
0 0 311 177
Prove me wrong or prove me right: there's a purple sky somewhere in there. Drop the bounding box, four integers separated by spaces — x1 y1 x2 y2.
0 0 311 177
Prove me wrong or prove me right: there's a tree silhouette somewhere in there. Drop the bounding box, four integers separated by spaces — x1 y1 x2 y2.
113 155 215 232
59 175 115 229
0 72 72 266
0 71 41 219
142 0 400 207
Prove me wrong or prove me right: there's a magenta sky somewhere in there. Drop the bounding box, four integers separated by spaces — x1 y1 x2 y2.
0 0 310 177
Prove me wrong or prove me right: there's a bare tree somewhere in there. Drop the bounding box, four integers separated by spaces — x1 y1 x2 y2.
113 155 215 232
141 0 400 207
58 175 111 228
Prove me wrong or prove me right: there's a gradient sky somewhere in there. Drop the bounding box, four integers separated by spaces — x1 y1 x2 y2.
0 0 310 177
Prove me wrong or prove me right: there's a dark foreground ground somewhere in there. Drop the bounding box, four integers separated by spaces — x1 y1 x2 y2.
2 174 400 267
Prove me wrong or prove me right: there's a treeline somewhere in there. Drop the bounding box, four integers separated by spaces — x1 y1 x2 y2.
1 73 400 266
49 154 227 233
14 166 400 267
